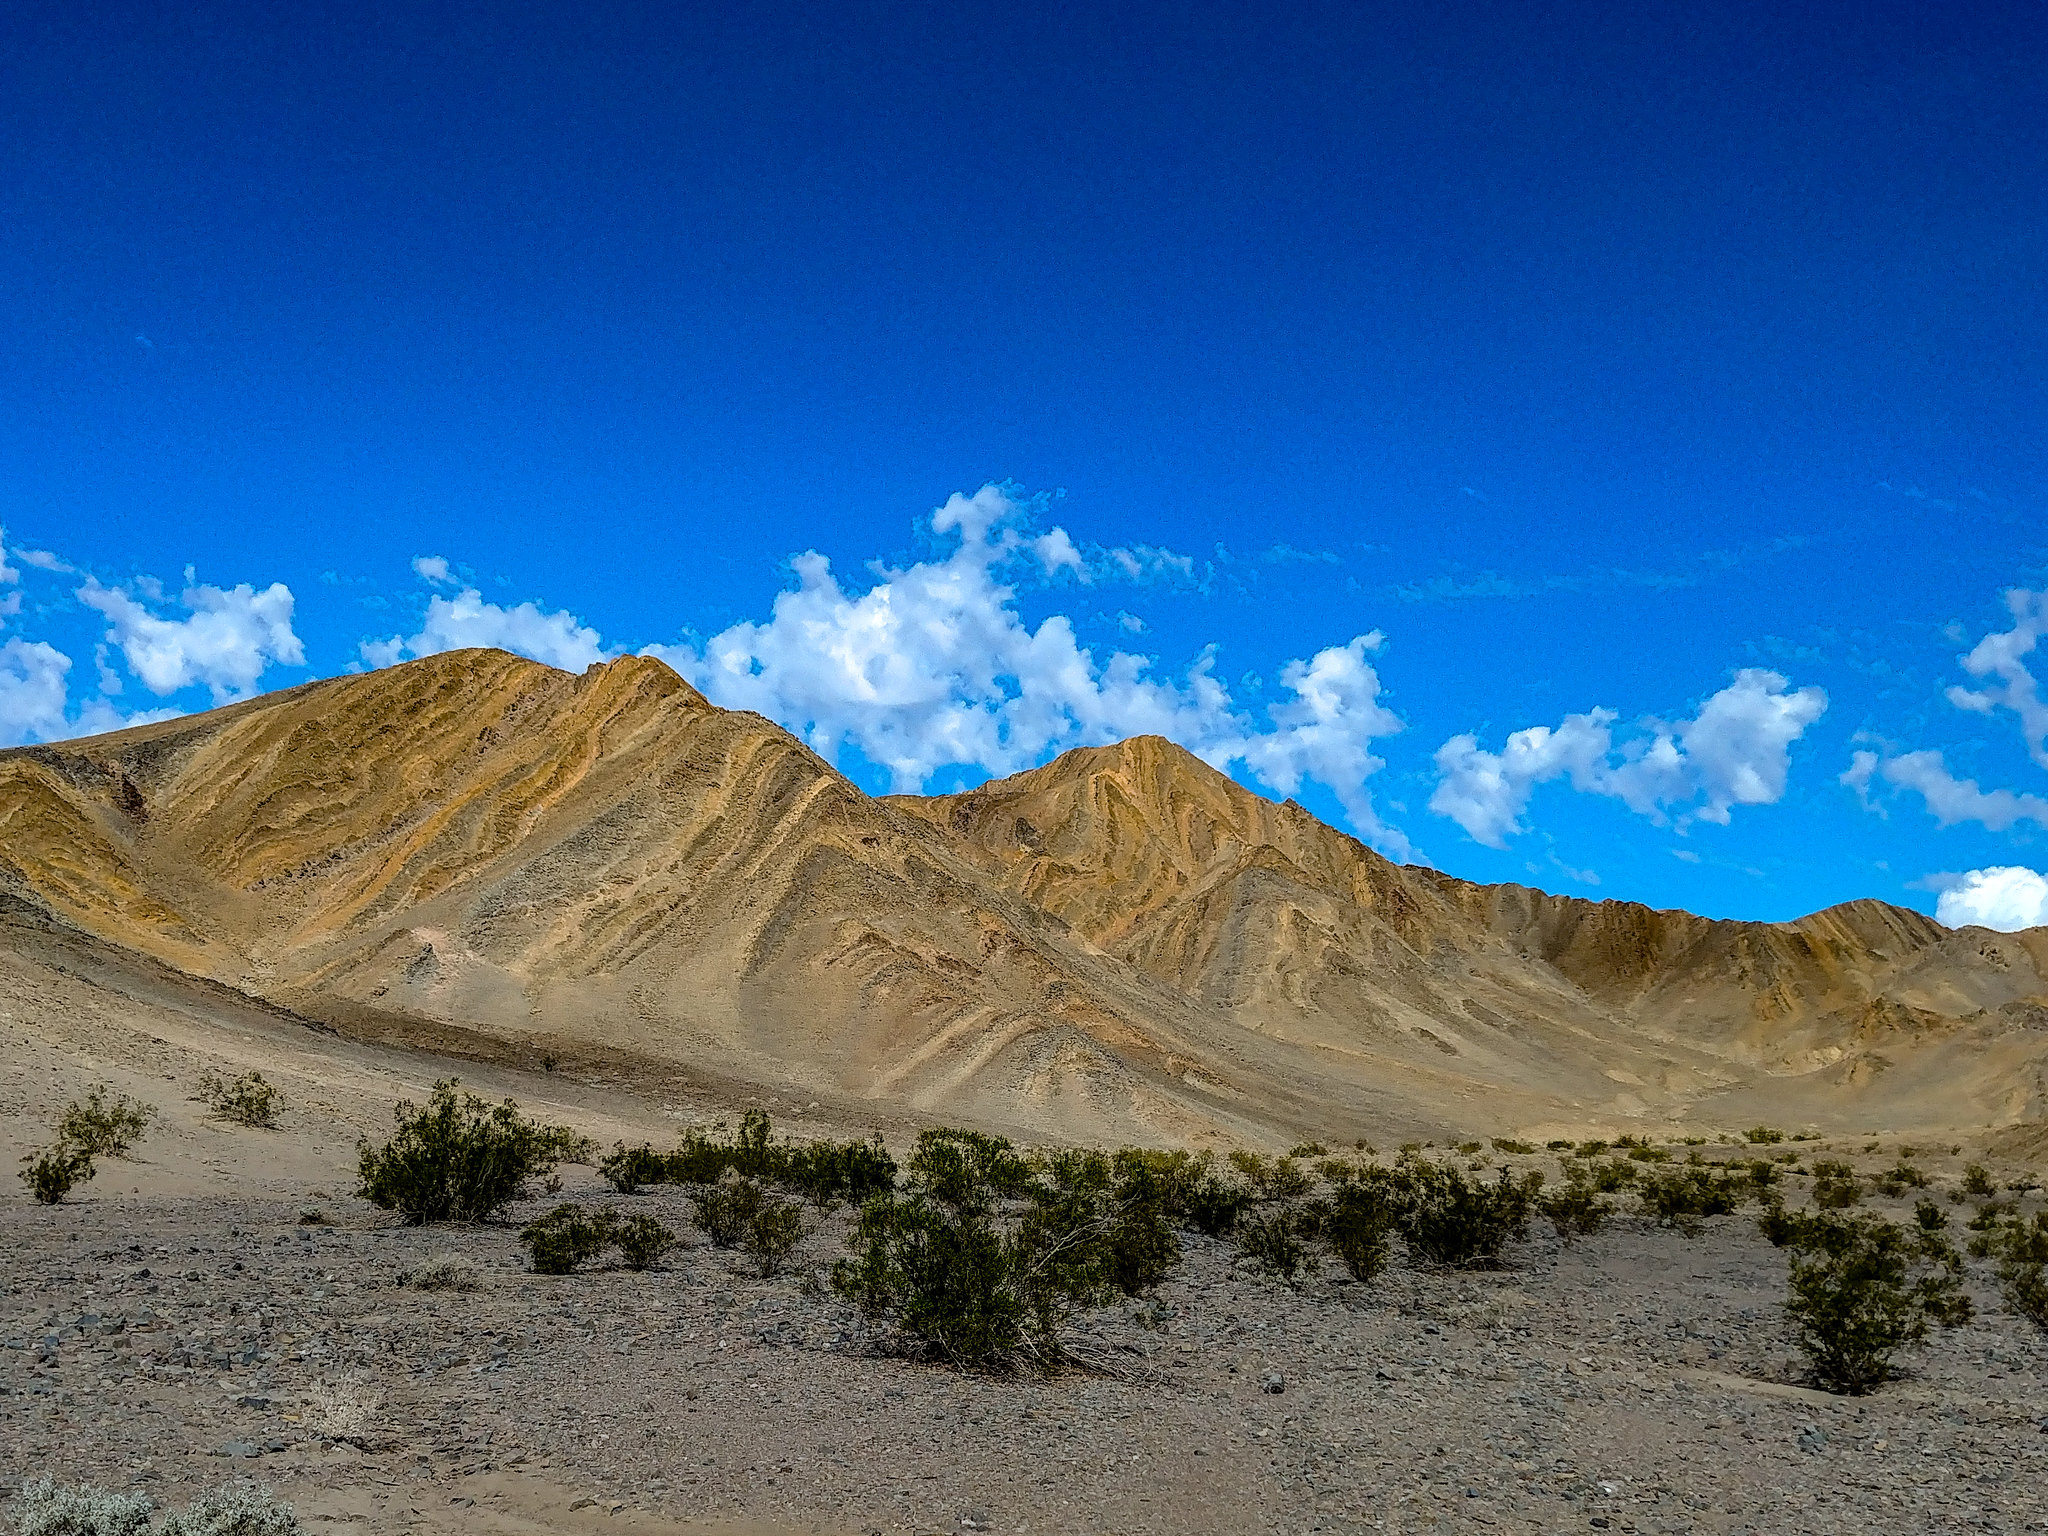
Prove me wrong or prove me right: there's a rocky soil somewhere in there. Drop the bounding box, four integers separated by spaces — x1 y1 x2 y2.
5 1168 2046 1536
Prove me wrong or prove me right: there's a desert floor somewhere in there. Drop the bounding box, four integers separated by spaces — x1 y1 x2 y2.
3 954 2046 1535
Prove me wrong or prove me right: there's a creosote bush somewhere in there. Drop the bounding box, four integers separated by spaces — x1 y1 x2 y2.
1961 1163 1997 1197
692 1173 768 1248
599 1111 897 1207
1634 1164 1751 1235
20 1141 96 1204
196 1071 279 1129
831 1128 1181 1370
1968 1208 2048 1330
356 1080 584 1224
742 1197 806 1276
1761 1206 1971 1394
518 1203 680 1274
1538 1176 1612 1241
58 1086 155 1157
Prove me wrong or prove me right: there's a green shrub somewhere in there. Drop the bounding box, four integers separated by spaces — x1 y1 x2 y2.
1490 1138 1537 1155
1765 1208 1972 1394
1228 1149 1312 1201
1912 1198 1948 1234
1321 1180 1400 1277
742 1197 805 1276
356 1080 581 1224
692 1174 767 1248
1744 1126 1785 1145
1287 1141 1328 1159
780 1134 898 1206
1581 1158 1639 1194
196 1071 279 1129
58 1086 154 1157
20 1142 95 1204
831 1127 1177 1371
1970 1209 2048 1330
1237 1209 1307 1280
1634 1165 1749 1235
1168 1156 1254 1237
1398 1162 1539 1269
1626 1146 1672 1164
1545 1139 1574 1151
1871 1162 1929 1197
1538 1178 1612 1241
1960 1163 1996 1197
598 1142 670 1195
613 1211 680 1271
520 1204 618 1275
1811 1161 1862 1210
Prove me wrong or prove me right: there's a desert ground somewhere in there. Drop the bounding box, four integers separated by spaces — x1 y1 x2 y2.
4 937 2047 1536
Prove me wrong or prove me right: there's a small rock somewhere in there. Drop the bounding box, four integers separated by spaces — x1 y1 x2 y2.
1261 1371 1285 1394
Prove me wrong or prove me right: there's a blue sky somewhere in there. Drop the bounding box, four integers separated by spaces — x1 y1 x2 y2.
4 1 2046 928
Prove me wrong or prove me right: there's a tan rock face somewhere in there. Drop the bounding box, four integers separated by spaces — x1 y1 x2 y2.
7 647 2048 1145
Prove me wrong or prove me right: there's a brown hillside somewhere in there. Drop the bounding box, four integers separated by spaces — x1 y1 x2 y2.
5 651 2046 1144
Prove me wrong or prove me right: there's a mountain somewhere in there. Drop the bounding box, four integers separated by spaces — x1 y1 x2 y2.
5 648 2046 1146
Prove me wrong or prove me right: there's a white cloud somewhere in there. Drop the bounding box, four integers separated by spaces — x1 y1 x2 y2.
1947 587 2047 767
412 555 455 586
1931 866 2048 932
647 485 1414 856
364 583 609 673
1864 748 2048 832
0 637 72 746
79 577 305 704
12 547 71 573
1429 669 1827 847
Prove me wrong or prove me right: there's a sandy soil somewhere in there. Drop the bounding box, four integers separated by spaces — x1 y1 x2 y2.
5 944 2047 1535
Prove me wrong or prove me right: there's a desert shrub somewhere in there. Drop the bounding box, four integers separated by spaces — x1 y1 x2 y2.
1545 1139 1574 1151
57 1086 154 1157
1871 1162 1929 1197
1634 1165 1750 1235
1744 1126 1785 1145
599 1142 670 1195
612 1211 680 1271
1490 1138 1537 1155
156 1482 299 1536
1321 1179 1400 1277
741 1197 805 1276
1237 1209 1307 1280
520 1204 618 1275
832 1127 1174 1370
1538 1177 1612 1241
1739 1158 1781 1193
196 1071 279 1129
398 1252 483 1291
10 1477 154 1536
1287 1141 1328 1159
356 1081 582 1224
1969 1210 2048 1330
1581 1158 1639 1194
781 1134 899 1206
1575 1140 1610 1157
692 1173 768 1248
20 1142 95 1204
1764 1208 1972 1394
1961 1163 1996 1197
1626 1146 1672 1164
1811 1161 1863 1210
1398 1161 1539 1269
1159 1154 1254 1237
1228 1149 1312 1201
1912 1199 1948 1234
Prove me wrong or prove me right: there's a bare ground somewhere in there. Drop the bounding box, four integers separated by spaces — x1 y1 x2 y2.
4 951 2047 1535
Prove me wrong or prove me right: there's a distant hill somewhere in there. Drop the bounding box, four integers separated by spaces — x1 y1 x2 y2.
5 647 2044 1145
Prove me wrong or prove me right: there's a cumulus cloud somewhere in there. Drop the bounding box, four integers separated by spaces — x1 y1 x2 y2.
1429 669 1827 847
647 485 1414 856
1930 866 2048 932
79 577 305 704
363 582 610 673
1947 587 2047 767
0 637 72 745
1852 748 2048 832
411 555 455 586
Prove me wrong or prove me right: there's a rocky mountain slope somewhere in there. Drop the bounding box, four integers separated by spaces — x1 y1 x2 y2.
5 647 2045 1144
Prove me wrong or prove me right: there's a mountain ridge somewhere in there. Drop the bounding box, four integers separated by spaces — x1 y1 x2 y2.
4 647 2044 1144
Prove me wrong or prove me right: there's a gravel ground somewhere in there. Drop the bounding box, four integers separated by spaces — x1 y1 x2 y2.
4 1172 2046 1536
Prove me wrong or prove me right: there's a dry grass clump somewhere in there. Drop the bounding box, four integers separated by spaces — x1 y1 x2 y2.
399 1252 484 1291
196 1071 279 1128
